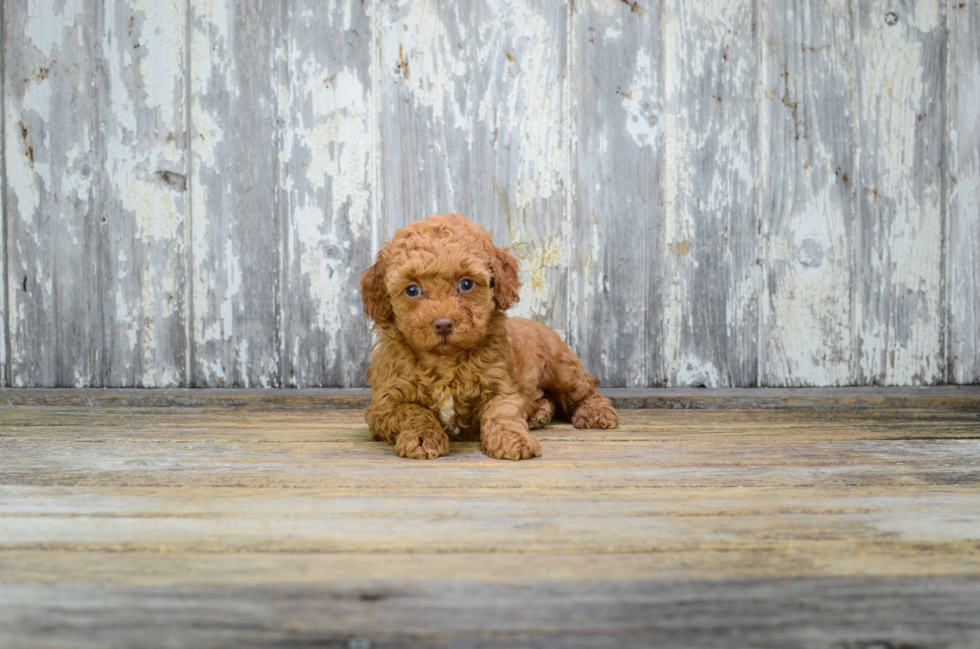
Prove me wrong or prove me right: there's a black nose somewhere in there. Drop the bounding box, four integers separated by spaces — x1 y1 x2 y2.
432 318 455 336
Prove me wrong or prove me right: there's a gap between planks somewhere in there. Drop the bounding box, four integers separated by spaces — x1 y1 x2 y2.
0 386 978 410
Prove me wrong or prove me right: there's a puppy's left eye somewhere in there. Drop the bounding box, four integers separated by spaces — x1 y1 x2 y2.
458 278 475 293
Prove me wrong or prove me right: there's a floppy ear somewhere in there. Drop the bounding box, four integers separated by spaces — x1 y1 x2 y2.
488 245 521 311
360 249 392 323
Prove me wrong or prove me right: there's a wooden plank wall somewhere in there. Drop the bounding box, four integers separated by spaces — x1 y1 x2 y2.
0 0 977 388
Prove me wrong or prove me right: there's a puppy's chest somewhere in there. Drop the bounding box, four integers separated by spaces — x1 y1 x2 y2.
429 385 477 437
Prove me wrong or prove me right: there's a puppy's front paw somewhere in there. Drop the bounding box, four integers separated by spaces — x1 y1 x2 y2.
571 394 619 429
481 420 541 461
395 428 450 459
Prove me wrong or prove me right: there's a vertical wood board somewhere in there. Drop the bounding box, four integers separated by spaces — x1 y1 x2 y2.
189 0 282 387
947 0 980 384
3 0 103 387
99 0 188 387
854 0 944 385
569 0 664 387
378 0 569 335
662 0 760 387
279 0 376 388
1 2 6 388
758 0 857 386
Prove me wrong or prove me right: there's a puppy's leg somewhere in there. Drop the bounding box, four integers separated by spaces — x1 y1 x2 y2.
366 399 450 460
480 394 541 460
528 398 556 430
551 345 619 430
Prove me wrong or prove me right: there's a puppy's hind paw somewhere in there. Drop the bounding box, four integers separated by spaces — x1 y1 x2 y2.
528 398 556 430
395 428 451 459
571 394 619 429
481 421 542 461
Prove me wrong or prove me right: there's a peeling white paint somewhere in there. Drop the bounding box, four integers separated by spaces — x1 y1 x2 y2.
130 0 184 125
674 355 721 388
97 0 188 386
623 47 660 148
385 6 469 126
299 62 371 232
510 236 567 339
663 0 757 386
947 4 980 382
855 0 943 385
25 0 85 59
756 2 857 387
4 0 976 388
220 235 242 345
191 0 233 368
4 110 41 218
0 32 5 385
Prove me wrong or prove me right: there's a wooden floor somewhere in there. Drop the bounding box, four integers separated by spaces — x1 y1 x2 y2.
2 392 980 648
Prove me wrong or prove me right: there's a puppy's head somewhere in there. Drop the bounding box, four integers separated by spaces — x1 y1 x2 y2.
361 213 520 355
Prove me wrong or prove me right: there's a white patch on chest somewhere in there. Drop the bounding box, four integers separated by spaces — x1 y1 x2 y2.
437 394 461 437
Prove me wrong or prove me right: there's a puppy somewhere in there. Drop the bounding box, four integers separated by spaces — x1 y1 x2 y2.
360 213 619 461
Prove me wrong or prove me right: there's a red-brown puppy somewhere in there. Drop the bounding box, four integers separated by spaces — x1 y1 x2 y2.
360 213 618 461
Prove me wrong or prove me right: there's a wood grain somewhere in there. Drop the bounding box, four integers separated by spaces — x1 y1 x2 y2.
3 0 103 387
855 0 945 385
1 403 979 647
568 0 664 388
2 0 979 389
947 0 980 384
100 0 188 387
189 0 282 387
1 4 5 390
3 406 979 490
2 576 980 648
378 0 569 335
279 0 376 388
662 0 760 387
759 0 857 386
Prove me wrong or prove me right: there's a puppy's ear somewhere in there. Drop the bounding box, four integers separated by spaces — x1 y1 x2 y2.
360 249 392 323
488 245 521 311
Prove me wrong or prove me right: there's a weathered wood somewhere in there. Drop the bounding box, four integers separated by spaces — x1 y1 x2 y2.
2 386 980 409
855 0 945 385
2 1 979 389
662 0 760 387
3 546 980 585
189 0 282 387
1 405 980 647
759 0 857 386
1 5 6 390
568 0 664 387
947 0 980 384
4 483 980 553
3 407 979 490
279 0 376 388
100 0 188 387
3 0 103 387
1 577 978 649
378 0 569 334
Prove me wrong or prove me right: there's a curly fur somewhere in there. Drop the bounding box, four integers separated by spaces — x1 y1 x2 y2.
361 213 619 461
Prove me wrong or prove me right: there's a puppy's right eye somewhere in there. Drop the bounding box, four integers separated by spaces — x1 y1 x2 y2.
404 284 422 298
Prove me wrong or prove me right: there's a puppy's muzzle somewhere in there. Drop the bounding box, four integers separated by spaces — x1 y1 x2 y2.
432 317 455 337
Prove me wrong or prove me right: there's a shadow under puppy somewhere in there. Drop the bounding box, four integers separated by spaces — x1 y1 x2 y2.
360 213 619 461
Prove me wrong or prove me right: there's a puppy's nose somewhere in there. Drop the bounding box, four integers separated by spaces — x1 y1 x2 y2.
432 317 455 337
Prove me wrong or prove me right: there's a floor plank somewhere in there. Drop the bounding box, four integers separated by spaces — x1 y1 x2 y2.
1 404 979 647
